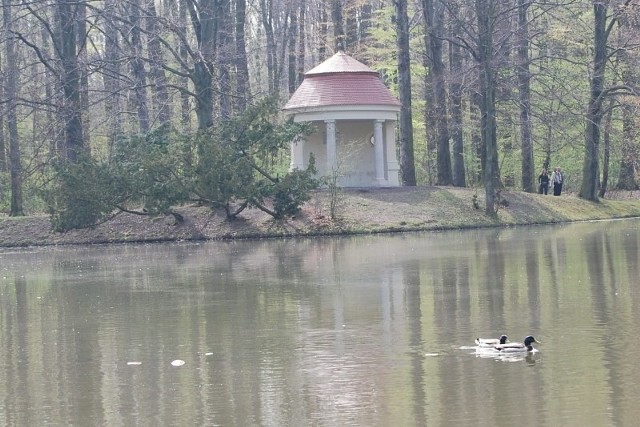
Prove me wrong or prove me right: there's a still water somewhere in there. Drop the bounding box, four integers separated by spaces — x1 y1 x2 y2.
1 219 640 426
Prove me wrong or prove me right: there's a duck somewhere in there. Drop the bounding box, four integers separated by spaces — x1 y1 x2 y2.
494 335 539 353
475 335 508 347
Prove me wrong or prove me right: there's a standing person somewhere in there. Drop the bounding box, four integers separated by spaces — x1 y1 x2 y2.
551 167 563 196
556 167 564 195
538 168 549 194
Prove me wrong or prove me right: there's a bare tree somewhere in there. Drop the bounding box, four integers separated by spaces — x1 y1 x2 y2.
261 0 278 93
615 6 639 191
448 0 466 187
297 0 307 84
579 1 631 200
332 0 344 50
126 0 151 133
146 0 171 126
517 0 534 192
178 0 192 131
288 4 298 94
395 0 417 186
0 60 6 172
616 99 639 190
235 0 250 112
217 0 233 119
188 0 218 129
3 0 23 215
599 96 614 198
423 0 452 186
56 0 86 162
77 0 90 147
318 0 329 60
476 0 500 214
102 0 124 157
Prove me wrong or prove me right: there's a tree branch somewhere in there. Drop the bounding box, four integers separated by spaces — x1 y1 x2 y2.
12 31 58 75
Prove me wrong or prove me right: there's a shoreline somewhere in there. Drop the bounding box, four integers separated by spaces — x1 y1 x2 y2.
2 186 640 248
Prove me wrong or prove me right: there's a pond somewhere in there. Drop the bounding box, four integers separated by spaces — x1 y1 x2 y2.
1 219 639 426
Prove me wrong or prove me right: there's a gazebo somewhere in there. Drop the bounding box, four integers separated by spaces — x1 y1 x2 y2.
283 51 401 187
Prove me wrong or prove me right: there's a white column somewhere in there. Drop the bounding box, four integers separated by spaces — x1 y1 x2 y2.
374 119 386 185
289 136 305 171
385 120 400 186
325 119 337 174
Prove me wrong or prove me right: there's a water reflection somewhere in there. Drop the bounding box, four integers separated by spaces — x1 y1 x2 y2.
1 219 640 425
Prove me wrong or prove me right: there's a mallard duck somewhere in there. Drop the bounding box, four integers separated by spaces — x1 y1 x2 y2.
494 335 539 353
475 335 508 347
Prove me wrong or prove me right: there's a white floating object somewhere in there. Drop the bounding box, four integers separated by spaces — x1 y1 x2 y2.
205 352 213 356
171 359 186 367
127 361 142 366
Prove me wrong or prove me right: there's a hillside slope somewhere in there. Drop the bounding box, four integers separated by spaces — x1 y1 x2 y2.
2 187 640 247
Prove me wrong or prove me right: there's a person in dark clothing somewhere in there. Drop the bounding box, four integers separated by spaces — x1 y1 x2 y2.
538 168 549 195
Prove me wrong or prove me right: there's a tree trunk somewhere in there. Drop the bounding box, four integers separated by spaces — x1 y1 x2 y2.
260 0 277 93
216 0 232 119
39 26 59 159
423 0 452 186
276 15 290 98
579 1 607 201
348 2 373 52
423 71 437 184
332 0 344 51
297 0 306 84
0 72 5 172
235 0 250 112
57 0 85 162
517 0 534 192
3 0 23 215
193 62 214 130
361 3 373 45
179 0 192 131
476 0 499 215
395 0 417 186
599 97 614 198
616 102 639 190
288 6 298 94
103 0 123 158
616 30 638 191
448 2 466 187
345 2 356 51
146 0 171 126
319 4 328 60
470 92 484 184
77 1 90 147
187 0 217 129
129 0 150 133
543 125 551 170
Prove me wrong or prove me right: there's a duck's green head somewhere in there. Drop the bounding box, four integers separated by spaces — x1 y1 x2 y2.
524 336 538 346
499 335 508 344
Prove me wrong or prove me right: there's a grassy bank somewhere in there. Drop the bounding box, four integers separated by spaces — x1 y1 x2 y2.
2 186 640 247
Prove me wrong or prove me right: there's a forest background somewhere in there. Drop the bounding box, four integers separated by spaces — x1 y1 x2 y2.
0 0 639 229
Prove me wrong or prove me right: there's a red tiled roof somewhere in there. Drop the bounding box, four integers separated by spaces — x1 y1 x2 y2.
284 74 400 110
284 52 401 111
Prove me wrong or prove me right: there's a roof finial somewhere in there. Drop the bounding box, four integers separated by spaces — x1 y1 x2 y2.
336 36 345 54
